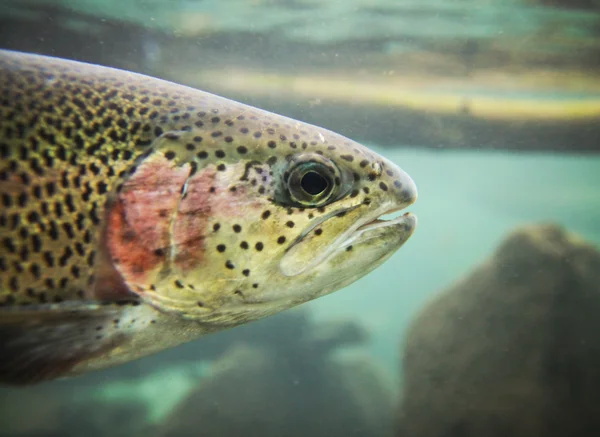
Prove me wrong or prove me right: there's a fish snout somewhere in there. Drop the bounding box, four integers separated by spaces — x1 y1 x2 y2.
377 157 418 210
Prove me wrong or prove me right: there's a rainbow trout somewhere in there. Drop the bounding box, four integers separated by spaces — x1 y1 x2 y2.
0 50 417 385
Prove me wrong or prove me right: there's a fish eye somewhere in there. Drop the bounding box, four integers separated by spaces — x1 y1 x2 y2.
287 161 336 207
301 171 328 195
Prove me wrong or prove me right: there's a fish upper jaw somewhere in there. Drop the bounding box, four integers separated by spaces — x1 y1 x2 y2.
352 165 417 234
347 156 418 240
331 180 418 258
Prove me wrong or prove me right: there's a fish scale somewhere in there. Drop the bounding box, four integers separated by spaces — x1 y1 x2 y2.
0 50 417 384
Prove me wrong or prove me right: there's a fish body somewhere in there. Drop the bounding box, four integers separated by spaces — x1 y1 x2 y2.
0 50 417 384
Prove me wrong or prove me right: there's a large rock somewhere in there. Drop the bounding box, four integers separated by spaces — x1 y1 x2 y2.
397 224 600 437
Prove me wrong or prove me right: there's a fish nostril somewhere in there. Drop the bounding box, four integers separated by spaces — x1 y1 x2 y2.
400 180 418 205
389 171 417 206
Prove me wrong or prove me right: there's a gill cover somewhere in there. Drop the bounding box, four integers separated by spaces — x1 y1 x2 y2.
104 131 212 313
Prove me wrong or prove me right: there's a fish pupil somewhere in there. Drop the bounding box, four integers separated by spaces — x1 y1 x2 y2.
301 171 328 195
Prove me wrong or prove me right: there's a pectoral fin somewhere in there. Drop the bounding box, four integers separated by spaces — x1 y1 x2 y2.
0 302 127 385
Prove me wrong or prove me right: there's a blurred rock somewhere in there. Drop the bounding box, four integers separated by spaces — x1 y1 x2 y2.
157 316 393 437
396 224 600 437
0 386 64 436
0 382 150 437
524 0 600 11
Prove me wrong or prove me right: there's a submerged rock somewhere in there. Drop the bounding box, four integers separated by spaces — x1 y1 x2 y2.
157 314 393 437
524 0 600 11
397 224 600 437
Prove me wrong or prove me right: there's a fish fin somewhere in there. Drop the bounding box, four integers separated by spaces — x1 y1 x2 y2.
0 302 127 385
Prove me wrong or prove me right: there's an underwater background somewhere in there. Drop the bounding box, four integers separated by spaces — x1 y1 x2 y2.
1 1 600 436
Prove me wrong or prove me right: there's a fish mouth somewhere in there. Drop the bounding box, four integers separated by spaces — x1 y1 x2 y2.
354 208 414 232
339 206 416 247
279 203 417 277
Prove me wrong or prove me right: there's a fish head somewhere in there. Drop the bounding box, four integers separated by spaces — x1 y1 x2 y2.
262 144 418 302
105 118 417 325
